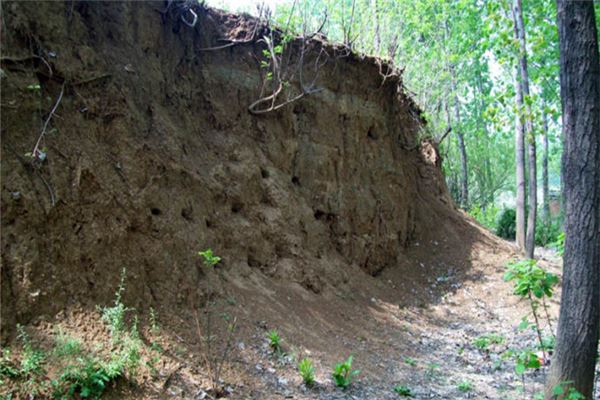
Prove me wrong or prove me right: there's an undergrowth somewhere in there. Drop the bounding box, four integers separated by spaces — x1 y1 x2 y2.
0 269 160 399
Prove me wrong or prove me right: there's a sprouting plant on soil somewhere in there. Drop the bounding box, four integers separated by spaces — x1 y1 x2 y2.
149 307 160 334
99 268 130 341
267 330 282 354
425 362 441 379
195 248 238 396
198 248 221 268
403 356 417 367
393 384 413 397
457 380 473 392
332 355 360 389
504 258 558 360
298 358 315 386
27 83 41 91
473 333 504 351
53 330 83 358
549 381 586 400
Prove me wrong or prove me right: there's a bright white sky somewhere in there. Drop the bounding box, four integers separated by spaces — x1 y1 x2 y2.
205 0 287 15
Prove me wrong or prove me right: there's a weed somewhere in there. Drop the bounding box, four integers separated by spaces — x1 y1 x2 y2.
99 268 130 340
198 248 221 268
0 349 19 382
473 333 504 351
457 380 473 392
268 330 282 353
53 331 83 358
17 326 45 377
149 307 160 334
53 356 123 399
195 248 238 396
332 356 360 389
404 357 417 367
298 358 315 386
550 381 585 400
394 384 413 396
425 362 441 378
504 259 558 360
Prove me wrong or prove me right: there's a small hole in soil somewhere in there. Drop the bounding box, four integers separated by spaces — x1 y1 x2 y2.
206 219 212 228
314 210 325 220
261 168 270 179
291 176 300 186
367 127 378 140
231 203 243 213
150 208 162 216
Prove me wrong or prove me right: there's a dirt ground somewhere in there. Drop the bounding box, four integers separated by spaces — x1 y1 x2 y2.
1 1 595 399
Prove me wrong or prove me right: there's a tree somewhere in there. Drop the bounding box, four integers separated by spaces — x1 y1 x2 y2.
512 0 537 258
545 1 600 398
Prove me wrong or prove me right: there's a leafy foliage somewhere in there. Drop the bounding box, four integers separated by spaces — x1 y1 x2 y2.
504 259 558 299
496 208 516 239
267 330 282 353
198 248 221 267
393 384 413 397
298 358 315 386
331 356 360 389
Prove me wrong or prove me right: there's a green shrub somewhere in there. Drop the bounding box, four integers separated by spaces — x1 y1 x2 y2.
332 356 359 389
469 204 499 230
496 208 516 239
551 232 565 256
473 333 504 351
535 219 562 247
298 358 315 386
53 356 123 399
267 330 282 353
457 380 473 392
393 384 413 396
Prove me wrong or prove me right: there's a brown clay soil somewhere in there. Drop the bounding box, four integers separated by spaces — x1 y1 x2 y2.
1 2 586 399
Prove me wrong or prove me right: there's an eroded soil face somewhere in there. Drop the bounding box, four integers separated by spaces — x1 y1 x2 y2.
0 2 575 399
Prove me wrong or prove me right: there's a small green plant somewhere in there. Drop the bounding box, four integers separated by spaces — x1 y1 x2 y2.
198 248 221 268
457 380 473 392
53 356 123 399
425 362 441 378
403 356 417 367
504 258 558 360
53 331 83 358
149 307 160 334
551 232 565 256
512 349 541 375
17 326 45 377
0 349 19 382
550 381 585 400
100 268 130 340
298 358 315 386
267 330 282 353
332 356 360 389
473 333 504 351
393 384 413 397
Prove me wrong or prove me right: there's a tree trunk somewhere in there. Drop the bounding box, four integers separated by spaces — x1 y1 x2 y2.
513 66 527 252
542 110 550 223
372 0 380 54
450 68 469 209
545 1 600 398
512 0 536 258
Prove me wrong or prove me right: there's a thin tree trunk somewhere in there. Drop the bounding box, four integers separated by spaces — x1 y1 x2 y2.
372 0 380 54
512 0 536 258
513 66 527 252
450 68 469 209
542 110 550 223
545 1 600 398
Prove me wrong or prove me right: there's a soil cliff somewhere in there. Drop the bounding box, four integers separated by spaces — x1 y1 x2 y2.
0 2 520 398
